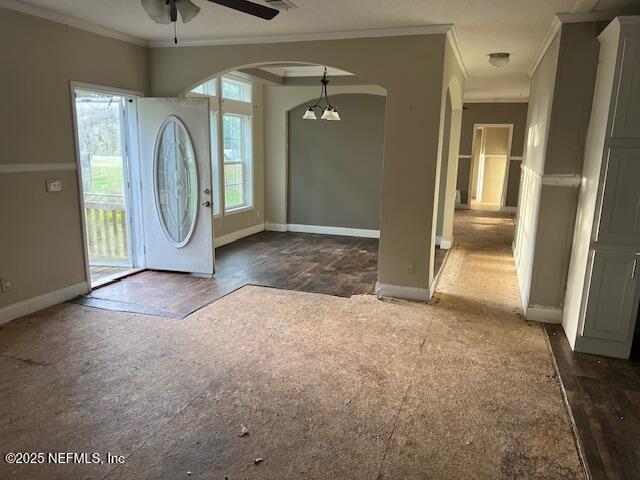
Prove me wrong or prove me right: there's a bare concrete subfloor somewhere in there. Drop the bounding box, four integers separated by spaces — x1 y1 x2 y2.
0 210 583 479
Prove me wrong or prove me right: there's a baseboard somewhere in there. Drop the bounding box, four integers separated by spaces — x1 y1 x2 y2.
439 239 452 250
513 245 529 315
375 282 432 301
502 206 518 213
215 223 265 248
0 281 89 325
264 223 287 232
288 224 380 238
526 305 563 324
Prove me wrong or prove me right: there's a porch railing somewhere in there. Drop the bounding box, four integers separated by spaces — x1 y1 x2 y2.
84 192 129 265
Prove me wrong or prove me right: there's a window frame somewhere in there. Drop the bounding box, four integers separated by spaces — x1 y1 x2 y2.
186 74 255 216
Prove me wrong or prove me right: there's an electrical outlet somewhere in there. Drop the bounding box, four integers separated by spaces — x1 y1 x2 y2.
0 278 12 293
46 179 63 193
256 210 261 219
405 262 415 274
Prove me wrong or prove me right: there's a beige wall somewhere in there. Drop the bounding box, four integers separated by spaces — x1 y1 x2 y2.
213 83 265 239
0 7 149 309
148 34 452 292
436 38 465 251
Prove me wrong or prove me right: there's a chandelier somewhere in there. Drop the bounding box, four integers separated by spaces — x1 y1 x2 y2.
302 68 341 121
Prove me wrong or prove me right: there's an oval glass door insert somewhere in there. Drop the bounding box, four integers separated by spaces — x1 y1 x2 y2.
154 116 198 247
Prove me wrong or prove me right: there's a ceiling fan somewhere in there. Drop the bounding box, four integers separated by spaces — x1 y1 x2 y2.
141 0 280 25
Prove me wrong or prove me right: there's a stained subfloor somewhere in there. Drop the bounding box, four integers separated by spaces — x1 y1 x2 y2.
79 233 447 318
545 324 640 480
0 211 584 479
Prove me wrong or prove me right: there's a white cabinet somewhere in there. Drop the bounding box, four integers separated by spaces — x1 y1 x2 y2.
597 148 640 245
583 251 639 343
568 17 640 359
611 35 640 138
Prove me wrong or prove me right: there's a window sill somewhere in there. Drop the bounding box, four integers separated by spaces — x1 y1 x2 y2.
224 205 254 216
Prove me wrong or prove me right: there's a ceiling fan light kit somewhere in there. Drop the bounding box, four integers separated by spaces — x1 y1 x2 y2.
141 0 280 41
303 68 341 122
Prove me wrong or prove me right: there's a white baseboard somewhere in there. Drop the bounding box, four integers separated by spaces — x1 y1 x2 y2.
215 223 265 248
526 305 563 324
375 282 432 301
264 222 287 232
288 224 380 238
0 281 89 325
440 239 452 250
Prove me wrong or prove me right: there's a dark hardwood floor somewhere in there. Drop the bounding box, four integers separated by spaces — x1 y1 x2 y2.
74 232 379 318
545 324 640 480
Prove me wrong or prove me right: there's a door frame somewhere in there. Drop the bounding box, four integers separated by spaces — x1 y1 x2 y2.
69 81 145 291
468 123 514 210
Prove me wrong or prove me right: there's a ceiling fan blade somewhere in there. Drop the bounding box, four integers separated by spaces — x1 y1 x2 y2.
177 0 201 23
141 0 171 24
207 0 280 20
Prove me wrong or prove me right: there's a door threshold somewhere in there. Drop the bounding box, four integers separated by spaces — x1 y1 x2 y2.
91 267 145 290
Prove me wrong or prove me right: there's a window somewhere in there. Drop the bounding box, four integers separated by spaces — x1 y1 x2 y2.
223 113 252 211
190 78 216 97
188 73 254 215
222 76 252 103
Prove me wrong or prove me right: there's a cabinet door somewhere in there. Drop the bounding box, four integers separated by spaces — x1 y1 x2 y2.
612 35 640 138
583 251 640 342
597 148 640 246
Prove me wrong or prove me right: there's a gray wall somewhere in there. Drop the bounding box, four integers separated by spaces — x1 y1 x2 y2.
287 94 385 230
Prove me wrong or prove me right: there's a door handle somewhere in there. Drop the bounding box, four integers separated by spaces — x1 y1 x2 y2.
202 200 212 208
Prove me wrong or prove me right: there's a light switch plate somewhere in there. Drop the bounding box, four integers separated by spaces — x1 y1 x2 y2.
46 179 63 192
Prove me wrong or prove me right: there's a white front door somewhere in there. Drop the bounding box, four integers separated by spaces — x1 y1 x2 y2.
137 98 214 275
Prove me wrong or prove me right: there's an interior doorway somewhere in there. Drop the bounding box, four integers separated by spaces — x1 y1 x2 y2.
72 86 142 288
470 124 513 211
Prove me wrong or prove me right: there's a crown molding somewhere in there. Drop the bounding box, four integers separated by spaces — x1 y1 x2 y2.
0 0 147 46
528 11 618 77
149 24 453 48
528 16 561 77
446 26 469 79
556 11 616 23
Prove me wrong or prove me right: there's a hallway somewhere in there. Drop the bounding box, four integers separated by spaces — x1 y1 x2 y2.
0 211 584 479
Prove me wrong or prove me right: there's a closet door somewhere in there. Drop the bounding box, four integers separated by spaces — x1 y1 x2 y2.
584 251 639 342
611 35 640 138
597 148 640 246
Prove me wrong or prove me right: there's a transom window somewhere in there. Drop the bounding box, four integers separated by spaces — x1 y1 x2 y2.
190 78 216 97
222 76 252 103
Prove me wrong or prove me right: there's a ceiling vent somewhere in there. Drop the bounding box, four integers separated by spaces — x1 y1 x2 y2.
265 0 297 10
